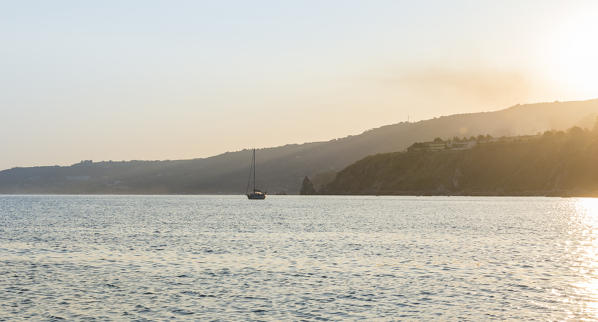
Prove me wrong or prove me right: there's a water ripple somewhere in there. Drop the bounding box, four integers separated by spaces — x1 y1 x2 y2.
1 195 597 320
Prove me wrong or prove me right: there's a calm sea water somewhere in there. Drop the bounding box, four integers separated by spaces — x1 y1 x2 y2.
1 195 598 320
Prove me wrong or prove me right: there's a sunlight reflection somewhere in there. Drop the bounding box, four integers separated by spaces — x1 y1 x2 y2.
576 198 598 226
568 198 598 319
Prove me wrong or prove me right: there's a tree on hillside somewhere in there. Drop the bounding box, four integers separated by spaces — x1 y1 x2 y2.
568 126 584 136
407 142 426 152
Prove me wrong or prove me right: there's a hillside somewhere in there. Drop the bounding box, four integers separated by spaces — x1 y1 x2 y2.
2 99 598 194
320 125 598 196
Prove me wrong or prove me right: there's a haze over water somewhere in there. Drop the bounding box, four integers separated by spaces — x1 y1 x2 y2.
1 195 598 320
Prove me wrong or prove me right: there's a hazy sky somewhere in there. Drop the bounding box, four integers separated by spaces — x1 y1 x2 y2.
2 0 598 170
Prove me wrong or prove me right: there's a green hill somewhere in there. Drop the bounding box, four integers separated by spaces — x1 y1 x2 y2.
320 125 598 196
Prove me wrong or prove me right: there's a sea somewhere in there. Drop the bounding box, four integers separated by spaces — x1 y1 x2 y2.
1 195 597 320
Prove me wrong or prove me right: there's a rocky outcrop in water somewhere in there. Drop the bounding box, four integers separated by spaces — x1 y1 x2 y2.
300 176 317 195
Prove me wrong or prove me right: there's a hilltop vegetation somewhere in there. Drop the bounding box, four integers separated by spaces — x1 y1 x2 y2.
2 99 598 194
320 124 598 196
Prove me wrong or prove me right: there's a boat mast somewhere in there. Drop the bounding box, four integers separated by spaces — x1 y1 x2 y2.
245 149 254 195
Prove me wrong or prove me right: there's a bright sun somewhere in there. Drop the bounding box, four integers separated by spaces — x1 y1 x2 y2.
544 10 598 97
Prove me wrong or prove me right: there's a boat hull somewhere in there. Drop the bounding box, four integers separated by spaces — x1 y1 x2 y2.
247 192 266 200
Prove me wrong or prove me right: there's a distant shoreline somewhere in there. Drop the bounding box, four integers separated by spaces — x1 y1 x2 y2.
0 193 588 198
2 98 598 195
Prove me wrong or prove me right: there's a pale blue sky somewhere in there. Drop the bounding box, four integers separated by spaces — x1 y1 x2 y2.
1 1 597 169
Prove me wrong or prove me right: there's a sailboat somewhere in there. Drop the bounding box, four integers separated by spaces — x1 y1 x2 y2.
246 149 266 200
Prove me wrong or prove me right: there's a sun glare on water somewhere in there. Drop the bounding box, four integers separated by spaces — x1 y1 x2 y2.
576 198 598 226
569 198 598 319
